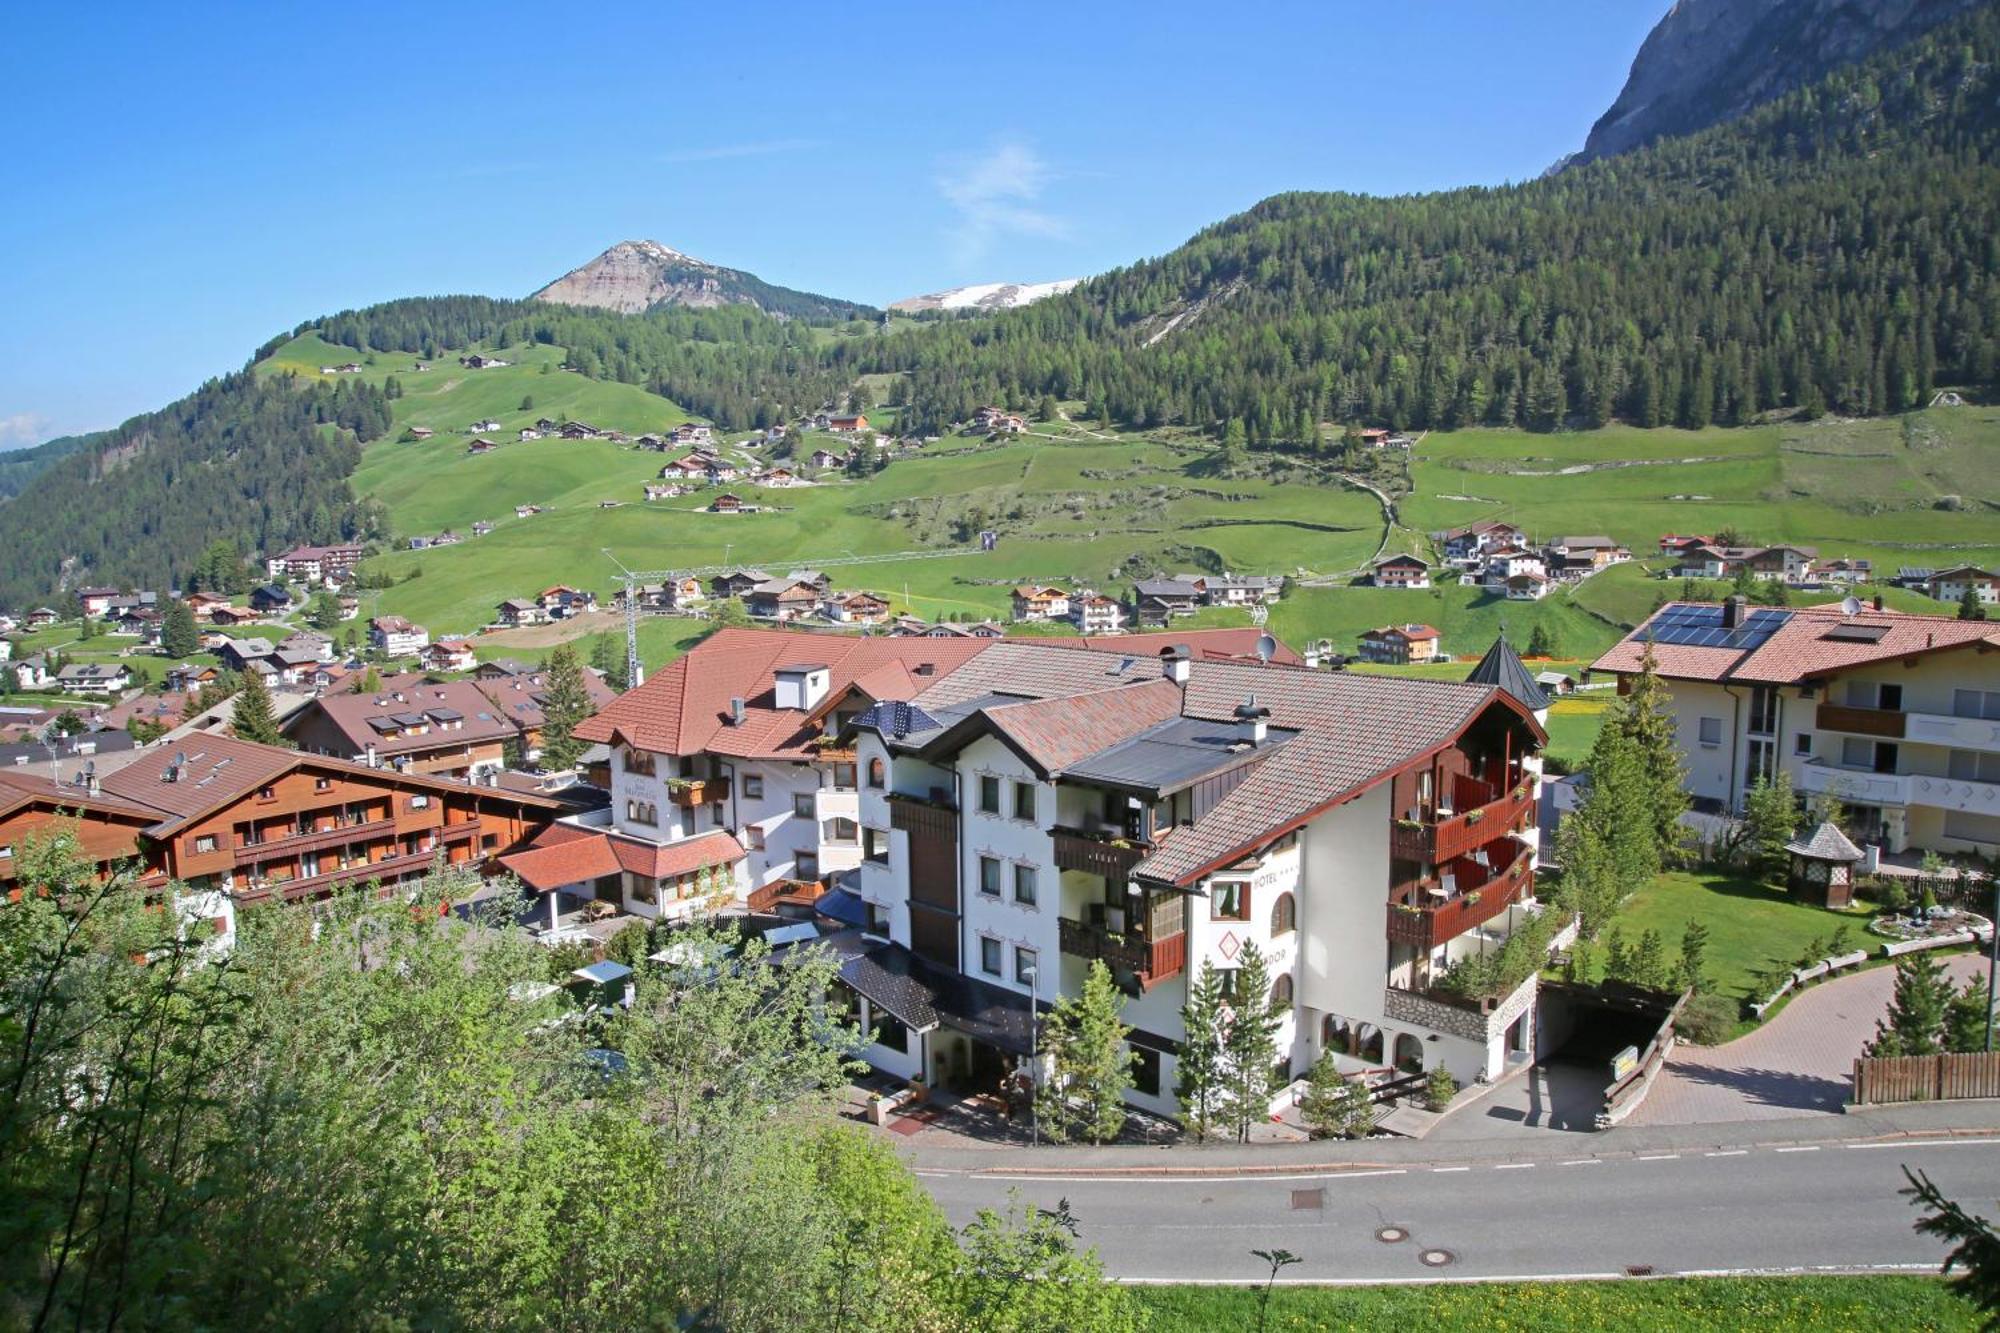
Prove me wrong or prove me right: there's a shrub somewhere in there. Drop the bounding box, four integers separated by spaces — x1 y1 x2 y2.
545 939 590 981
604 921 651 967
1677 992 1739 1045
1424 1066 1458 1112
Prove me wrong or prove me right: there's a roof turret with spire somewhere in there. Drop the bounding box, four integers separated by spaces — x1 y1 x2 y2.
1466 633 1549 713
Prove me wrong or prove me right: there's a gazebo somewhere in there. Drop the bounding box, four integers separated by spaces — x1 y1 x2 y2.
1784 821 1864 908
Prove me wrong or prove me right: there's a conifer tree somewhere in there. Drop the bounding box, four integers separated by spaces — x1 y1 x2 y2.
1035 960 1135 1145
1959 585 1988 622
1866 952 1958 1057
537 644 594 772
1174 965 1227 1141
1220 942 1285 1144
1738 772 1799 881
160 599 199 660
230 670 286 747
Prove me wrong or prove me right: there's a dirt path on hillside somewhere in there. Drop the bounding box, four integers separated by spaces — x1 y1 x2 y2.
477 610 625 650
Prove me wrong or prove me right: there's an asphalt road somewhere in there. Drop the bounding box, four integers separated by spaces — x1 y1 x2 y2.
918 1135 2000 1284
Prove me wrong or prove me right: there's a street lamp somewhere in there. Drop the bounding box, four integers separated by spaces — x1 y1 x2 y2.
1023 964 1040 1147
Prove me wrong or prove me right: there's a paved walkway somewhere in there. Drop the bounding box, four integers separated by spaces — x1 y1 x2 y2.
1629 953 1989 1126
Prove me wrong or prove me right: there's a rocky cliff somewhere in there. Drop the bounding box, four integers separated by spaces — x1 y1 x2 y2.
1573 0 1983 165
532 240 873 320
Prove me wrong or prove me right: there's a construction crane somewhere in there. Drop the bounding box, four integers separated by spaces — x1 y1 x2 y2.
601 544 984 689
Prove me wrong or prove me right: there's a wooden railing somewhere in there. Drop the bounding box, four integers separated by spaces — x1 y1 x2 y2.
1852 1051 2000 1106
668 777 729 807
234 817 397 865
1057 917 1186 987
1392 779 1534 866
1386 871 1529 950
1817 703 1906 739
1052 828 1148 879
887 794 956 836
241 847 440 904
746 877 828 914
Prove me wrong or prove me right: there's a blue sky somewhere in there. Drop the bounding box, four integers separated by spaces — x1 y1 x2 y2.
0 2 1664 445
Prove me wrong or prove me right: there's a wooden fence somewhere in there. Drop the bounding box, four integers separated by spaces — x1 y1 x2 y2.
1851 1051 2000 1106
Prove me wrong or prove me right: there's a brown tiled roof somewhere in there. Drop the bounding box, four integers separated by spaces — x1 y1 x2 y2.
983 679 1184 776
1064 628 1305 666
1592 602 2000 685
0 770 168 824
473 667 617 734
574 627 993 759
284 680 516 757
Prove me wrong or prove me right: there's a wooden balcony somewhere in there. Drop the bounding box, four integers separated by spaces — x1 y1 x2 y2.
668 776 729 807
1052 828 1148 879
1816 703 1906 739
239 847 440 904
1391 776 1534 866
747 877 828 914
1058 917 1186 988
1386 868 1530 951
234 817 396 867
887 792 957 836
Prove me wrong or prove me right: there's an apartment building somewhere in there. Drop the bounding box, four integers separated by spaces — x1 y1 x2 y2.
1593 598 2000 855
840 635 1548 1118
284 677 517 779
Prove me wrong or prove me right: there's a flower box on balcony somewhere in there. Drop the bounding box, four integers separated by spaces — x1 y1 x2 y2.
667 777 728 806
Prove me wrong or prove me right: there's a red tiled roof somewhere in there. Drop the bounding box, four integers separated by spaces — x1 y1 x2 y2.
575 627 994 759
609 829 744 879
500 836 621 891
1056 628 1305 666
1592 602 2000 685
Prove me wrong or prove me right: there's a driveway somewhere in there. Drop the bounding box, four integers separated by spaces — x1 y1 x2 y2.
1629 953 1989 1125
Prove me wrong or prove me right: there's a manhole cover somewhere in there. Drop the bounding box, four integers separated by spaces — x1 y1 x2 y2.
1419 1248 1456 1268
1376 1226 1409 1244
1290 1188 1324 1211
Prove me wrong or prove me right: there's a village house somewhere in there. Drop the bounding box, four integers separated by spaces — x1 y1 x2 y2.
467 438 499 455
1820 557 1874 584
1595 597 2000 856
266 544 364 585
1132 578 1203 626
823 590 891 625
1929 565 2000 607
10 655 52 691
1480 546 1548 588
249 583 295 616
277 631 335 664
459 354 509 369
1356 426 1392 448
1010 586 1072 623
1371 554 1432 589
518 427 544 442
1672 543 1819 583
1071 593 1125 635
471 521 495 537
1194 574 1282 607
538 586 598 620
1547 535 1631 574
320 362 362 375
744 578 821 622
1359 623 1445 665
710 569 771 600
709 493 746 514
515 504 544 519
285 677 516 779
408 426 435 441
471 662 616 763
642 482 681 502
496 598 548 628
809 448 845 470
422 639 479 674
56 663 132 696
368 616 430 657
758 467 802 488
660 456 710 480
634 434 666 451
77 587 122 618
1440 521 1528 566
1503 572 1553 601
21 608 60 631
825 414 869 433
559 420 601 439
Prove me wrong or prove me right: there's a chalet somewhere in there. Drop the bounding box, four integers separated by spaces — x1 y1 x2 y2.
1356 427 1392 448
705 459 740 483
1658 534 1711 558
809 449 845 470
114 608 163 639
1195 574 1281 606
277 631 335 664
266 543 363 585
710 569 771 600
1930 565 2000 606
166 663 221 694
470 662 616 763
471 521 495 537
458 354 509 369
10 655 51 691
1674 543 1818 583
1010 586 1071 623
496 598 547 627
431 530 463 547
786 570 834 597
284 679 513 779
22 608 60 630
661 456 710 479
1481 547 1548 586
1371 554 1431 589
538 585 597 619
535 418 559 434
1358 623 1444 664
823 590 890 625
518 427 544 441
183 591 232 620
368 616 429 657
825 414 868 433
467 438 499 454
1440 521 1527 565
671 423 713 444
1821 557 1873 583
650 575 706 610
642 482 682 501
77 587 122 617
1132 578 1202 626
758 467 801 488
1070 593 1124 635
634 434 666 451
56 663 132 696
514 504 544 519
408 426 435 440
471 418 501 433
1503 572 1552 601
1547 535 1629 572
218 638 278 674
207 606 254 627
320 362 362 374
337 596 360 621
744 578 819 622
559 420 601 439
249 583 295 615
422 639 478 674
709 493 746 514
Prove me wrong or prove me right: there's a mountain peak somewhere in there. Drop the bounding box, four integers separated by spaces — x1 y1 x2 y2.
887 278 1083 314
532 241 872 320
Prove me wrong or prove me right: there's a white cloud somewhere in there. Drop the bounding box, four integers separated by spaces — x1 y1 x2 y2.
937 139 1070 263
660 138 819 164
0 412 51 450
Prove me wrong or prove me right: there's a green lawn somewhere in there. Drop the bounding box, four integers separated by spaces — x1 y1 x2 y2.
1618 871 1879 1019
1132 1276 1976 1330
1542 694 1611 768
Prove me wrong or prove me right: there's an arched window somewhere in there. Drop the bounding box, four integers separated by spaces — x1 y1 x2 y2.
1322 1015 1354 1055
1269 891 1296 936
1270 974 1294 1010
1356 1024 1385 1065
866 757 885 789
1393 1032 1425 1075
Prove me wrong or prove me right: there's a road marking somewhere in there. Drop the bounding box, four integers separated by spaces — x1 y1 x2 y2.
1706 1150 1749 1157
1493 1162 1536 1170
970 1167 1410 1184
1561 1159 1602 1167
1431 1166 1470 1173
1846 1137 2000 1150
1635 1154 1679 1161
1774 1146 1820 1153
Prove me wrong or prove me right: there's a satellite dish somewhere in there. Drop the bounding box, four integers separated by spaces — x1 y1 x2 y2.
1840 595 1863 618
1254 632 1277 664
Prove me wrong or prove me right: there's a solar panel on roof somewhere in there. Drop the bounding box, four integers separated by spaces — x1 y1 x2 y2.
1642 604 1791 651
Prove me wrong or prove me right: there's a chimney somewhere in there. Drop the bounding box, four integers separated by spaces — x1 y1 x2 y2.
1873 593 1885 612
1162 646 1192 685
729 697 746 727
1721 595 1748 630
1233 694 1270 747
365 744 378 769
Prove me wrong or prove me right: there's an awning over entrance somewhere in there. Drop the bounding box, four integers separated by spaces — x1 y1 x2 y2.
839 941 1040 1056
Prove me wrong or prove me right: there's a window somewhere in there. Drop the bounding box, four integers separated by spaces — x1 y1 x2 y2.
866 901 891 935
1841 736 1872 768
1270 891 1296 936
1131 1046 1161 1097
979 936 1002 976
1948 749 2000 784
1013 781 1036 822
1271 974 1294 1009
873 1012 909 1053
742 774 764 800
863 827 889 865
1322 1015 1355 1056
833 762 856 790
1696 717 1723 748
1747 686 1778 735
1393 1032 1425 1074
796 851 819 879
979 855 1002 897
314 776 333 792
194 834 218 854
866 758 885 789
794 793 815 819
1795 732 1812 756
1953 689 2000 721
628 873 658 907
978 774 1000 814
626 799 658 827
748 826 766 851
409 794 431 810
1216 968 1241 1000
826 816 858 845
258 786 277 802
622 749 656 776
1013 864 1038 906
1747 738 1776 786
1210 880 1250 921
1015 945 1039 985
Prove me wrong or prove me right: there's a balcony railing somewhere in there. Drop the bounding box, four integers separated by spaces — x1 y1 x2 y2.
1817 703 1906 740
1052 827 1149 879
668 777 729 807
233 817 396 866
239 847 440 904
1391 777 1534 865
1387 867 1530 951
1057 916 1186 987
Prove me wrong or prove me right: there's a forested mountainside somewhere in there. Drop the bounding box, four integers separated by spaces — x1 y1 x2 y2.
301 297 865 431
1573 0 1982 165
871 6 2000 443
0 373 386 609
0 430 101 503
